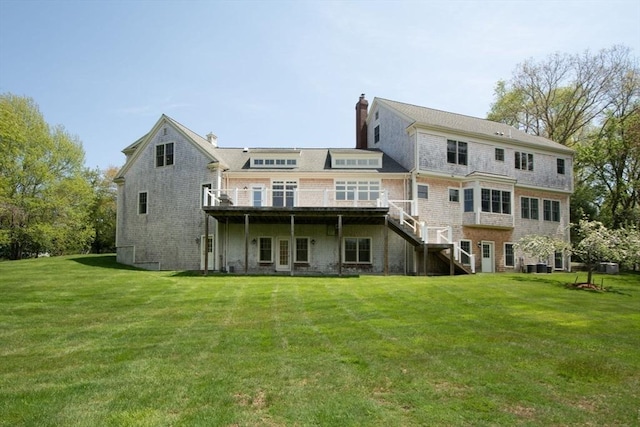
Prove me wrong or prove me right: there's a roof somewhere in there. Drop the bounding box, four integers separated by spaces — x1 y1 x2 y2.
212 147 408 173
375 98 574 154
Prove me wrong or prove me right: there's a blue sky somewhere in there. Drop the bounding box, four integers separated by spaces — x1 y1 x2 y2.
1 0 639 170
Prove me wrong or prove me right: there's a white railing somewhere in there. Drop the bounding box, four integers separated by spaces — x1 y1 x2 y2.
387 199 420 236
203 188 420 218
421 225 475 273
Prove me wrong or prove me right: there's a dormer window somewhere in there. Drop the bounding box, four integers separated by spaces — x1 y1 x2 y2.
250 149 300 168
330 150 382 169
251 157 298 168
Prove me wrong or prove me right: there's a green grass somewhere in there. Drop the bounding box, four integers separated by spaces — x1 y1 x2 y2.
1 255 639 426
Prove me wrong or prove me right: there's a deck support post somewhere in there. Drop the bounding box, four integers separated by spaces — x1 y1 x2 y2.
338 215 343 277
290 215 295 277
449 243 455 276
384 215 389 276
424 244 428 276
203 211 209 276
244 214 249 274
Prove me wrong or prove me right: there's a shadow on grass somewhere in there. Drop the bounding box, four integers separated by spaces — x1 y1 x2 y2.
511 273 634 296
70 255 141 270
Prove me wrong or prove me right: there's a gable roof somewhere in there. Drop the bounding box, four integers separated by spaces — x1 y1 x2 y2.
115 114 226 180
374 98 574 154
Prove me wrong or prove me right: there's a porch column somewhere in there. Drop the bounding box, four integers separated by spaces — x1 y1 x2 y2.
338 215 343 277
384 215 389 276
290 215 295 277
244 214 249 274
203 211 209 276
424 244 428 276
449 243 455 276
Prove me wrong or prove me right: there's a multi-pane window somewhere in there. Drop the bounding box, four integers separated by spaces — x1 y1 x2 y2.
521 197 539 220
447 140 468 165
259 237 272 262
554 251 564 269
449 188 459 202
495 148 505 161
481 189 511 214
156 143 174 167
460 240 471 265
464 188 474 212
515 151 534 171
272 181 297 207
374 125 380 143
344 238 371 263
295 238 309 263
557 158 565 174
138 192 147 214
252 158 297 167
417 185 429 199
505 243 515 267
543 200 561 222
335 181 379 201
252 186 263 207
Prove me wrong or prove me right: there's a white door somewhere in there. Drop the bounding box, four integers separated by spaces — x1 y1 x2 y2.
276 238 291 271
481 241 494 273
200 235 215 270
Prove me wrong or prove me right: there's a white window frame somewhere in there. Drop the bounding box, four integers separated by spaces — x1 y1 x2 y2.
459 239 472 265
448 188 459 203
251 185 265 207
520 196 540 220
258 237 273 263
155 142 174 167
504 242 515 267
417 184 429 200
294 237 310 263
343 237 372 264
335 180 380 201
138 191 148 215
272 180 297 207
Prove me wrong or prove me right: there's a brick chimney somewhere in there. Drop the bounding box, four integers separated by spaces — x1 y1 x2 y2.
355 94 368 149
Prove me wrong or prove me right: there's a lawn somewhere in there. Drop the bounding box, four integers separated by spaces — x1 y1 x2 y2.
1 255 639 426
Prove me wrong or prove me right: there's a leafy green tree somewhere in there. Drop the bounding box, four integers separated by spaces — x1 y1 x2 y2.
87 166 118 253
487 45 636 146
0 93 94 259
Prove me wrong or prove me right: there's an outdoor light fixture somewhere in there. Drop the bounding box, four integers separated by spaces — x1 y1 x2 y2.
251 238 257 245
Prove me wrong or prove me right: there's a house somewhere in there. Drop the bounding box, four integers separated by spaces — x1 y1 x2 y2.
115 95 573 274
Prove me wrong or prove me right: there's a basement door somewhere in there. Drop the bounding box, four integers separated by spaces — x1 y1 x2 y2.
276 238 291 271
481 241 495 273
200 235 215 271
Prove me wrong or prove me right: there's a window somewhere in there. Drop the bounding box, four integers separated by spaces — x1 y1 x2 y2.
557 158 565 175
295 238 309 263
460 240 471 265
554 251 564 269
156 143 174 167
447 140 468 165
375 110 379 120
417 185 429 199
259 237 273 262
138 192 147 214
449 188 459 202
344 238 371 263
543 200 561 222
252 158 297 168
515 151 534 171
464 188 474 212
374 125 380 143
495 148 505 161
336 181 379 201
482 188 511 214
273 181 297 207
521 197 539 220
505 243 515 267
332 156 381 168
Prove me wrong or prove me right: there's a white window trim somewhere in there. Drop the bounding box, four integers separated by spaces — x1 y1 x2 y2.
251 184 265 207
258 237 273 263
138 191 148 215
448 187 460 203
334 179 381 201
294 237 311 263
155 142 174 167
417 184 429 200
343 237 372 264
504 242 515 267
459 239 472 266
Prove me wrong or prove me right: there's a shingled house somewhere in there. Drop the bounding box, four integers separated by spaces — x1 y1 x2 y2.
115 95 573 274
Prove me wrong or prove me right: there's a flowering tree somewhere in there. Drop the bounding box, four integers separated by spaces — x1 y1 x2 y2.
572 220 618 284
514 235 569 265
